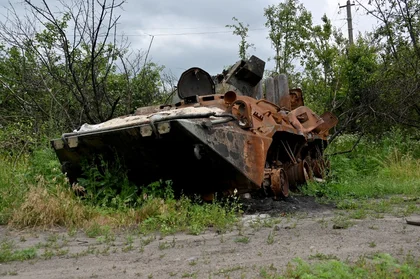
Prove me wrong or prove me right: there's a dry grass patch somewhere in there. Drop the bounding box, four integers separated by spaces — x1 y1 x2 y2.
9 179 94 229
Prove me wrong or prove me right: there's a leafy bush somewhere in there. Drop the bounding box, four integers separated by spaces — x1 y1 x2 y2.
77 156 139 208
25 148 65 183
0 121 37 158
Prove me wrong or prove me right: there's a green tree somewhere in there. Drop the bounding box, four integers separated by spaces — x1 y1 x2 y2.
0 0 166 134
358 0 420 129
226 17 254 60
300 14 345 113
264 0 312 74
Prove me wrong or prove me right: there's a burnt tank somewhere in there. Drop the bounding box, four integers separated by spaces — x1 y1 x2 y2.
51 55 338 199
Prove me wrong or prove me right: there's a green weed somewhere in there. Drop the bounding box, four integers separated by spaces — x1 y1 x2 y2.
258 253 420 278
181 272 197 278
285 253 420 278
0 240 37 263
332 215 353 229
348 209 368 219
77 156 139 209
234 236 250 244
85 223 111 238
141 235 156 246
308 252 339 261
158 239 175 250
139 196 239 235
266 231 275 245
213 266 244 276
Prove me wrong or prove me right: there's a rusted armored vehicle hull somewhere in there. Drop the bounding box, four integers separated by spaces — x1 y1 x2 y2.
51 56 337 199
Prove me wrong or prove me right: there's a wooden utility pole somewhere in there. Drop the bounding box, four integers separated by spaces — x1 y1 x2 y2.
339 0 355 45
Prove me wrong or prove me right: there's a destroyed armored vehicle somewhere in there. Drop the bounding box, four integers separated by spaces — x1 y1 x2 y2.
51 55 338 199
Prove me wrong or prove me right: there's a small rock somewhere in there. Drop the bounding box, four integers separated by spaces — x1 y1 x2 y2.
274 225 280 231
259 214 270 219
241 193 251 199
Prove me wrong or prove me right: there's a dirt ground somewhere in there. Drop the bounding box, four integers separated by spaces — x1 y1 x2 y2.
1 196 420 279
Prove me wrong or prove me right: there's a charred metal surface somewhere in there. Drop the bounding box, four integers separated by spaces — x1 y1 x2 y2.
215 55 265 97
177 120 271 192
177 67 215 98
265 75 290 111
286 160 312 190
51 55 338 200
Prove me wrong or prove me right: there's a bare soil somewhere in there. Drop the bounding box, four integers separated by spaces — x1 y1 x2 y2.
1 196 420 279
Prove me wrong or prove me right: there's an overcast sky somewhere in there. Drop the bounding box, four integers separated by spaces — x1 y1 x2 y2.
1 0 378 79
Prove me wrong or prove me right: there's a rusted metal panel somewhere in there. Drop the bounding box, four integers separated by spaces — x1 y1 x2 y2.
290 88 305 110
314 112 339 136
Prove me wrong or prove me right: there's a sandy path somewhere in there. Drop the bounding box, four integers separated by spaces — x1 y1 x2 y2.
1 198 419 278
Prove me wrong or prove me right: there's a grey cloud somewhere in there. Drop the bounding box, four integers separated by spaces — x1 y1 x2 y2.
2 0 372 79
117 0 280 77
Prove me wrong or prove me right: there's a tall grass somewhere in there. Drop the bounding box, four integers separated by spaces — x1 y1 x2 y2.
303 129 420 200
0 149 94 228
8 182 94 228
0 147 240 233
1 128 419 230
0 157 28 224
